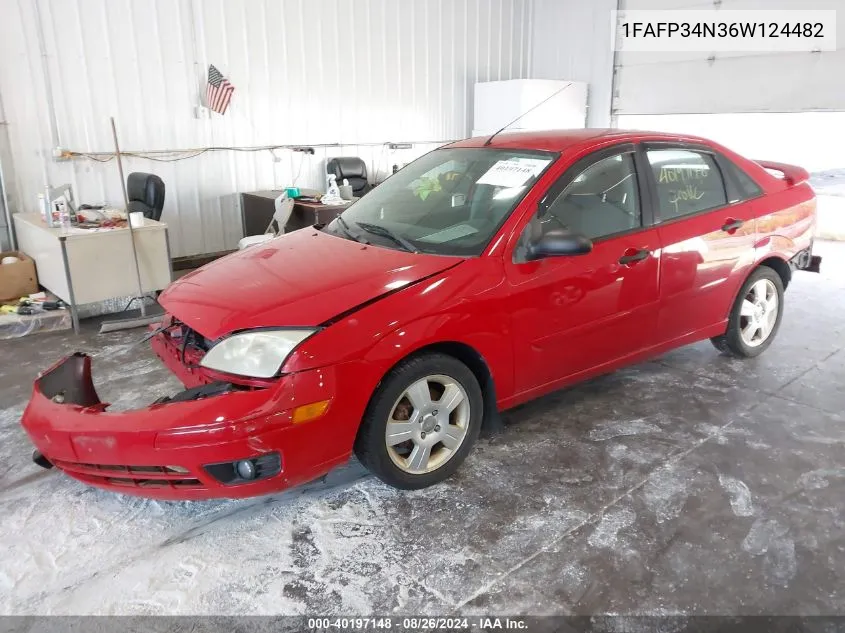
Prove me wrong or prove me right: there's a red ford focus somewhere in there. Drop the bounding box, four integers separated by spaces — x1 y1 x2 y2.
21 129 821 500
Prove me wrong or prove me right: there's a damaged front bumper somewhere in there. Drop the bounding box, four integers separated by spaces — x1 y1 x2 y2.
20 332 352 500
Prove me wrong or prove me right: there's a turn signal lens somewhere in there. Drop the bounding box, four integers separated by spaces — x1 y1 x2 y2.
292 399 331 424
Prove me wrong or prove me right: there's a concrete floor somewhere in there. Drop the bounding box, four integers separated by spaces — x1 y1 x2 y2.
1 241 844 616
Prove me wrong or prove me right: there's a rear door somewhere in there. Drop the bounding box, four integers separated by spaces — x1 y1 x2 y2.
644 144 761 344
505 144 661 394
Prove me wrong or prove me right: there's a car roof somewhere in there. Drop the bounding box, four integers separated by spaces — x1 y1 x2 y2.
448 128 713 153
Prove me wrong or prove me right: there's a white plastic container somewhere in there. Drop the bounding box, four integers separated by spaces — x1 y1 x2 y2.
57 201 71 234
37 193 48 225
38 192 55 227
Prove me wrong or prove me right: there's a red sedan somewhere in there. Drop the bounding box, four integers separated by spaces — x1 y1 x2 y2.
21 129 821 499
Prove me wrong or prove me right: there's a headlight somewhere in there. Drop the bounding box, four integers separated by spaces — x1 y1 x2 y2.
200 329 317 378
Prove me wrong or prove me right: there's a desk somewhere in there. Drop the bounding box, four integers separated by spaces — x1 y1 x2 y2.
288 199 354 231
240 190 281 237
14 213 172 333
240 190 354 236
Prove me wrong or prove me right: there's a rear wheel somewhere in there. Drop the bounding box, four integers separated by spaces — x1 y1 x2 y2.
711 266 784 358
354 353 483 489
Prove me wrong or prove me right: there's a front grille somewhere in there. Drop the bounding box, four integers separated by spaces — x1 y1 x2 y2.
101 476 203 489
54 462 186 474
52 460 205 490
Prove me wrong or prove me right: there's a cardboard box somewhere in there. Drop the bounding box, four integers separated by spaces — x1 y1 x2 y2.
0 251 39 302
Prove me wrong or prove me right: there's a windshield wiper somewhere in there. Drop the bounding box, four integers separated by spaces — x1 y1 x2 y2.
335 216 369 244
354 222 419 253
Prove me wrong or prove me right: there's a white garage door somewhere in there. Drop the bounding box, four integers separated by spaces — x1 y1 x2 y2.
614 0 845 115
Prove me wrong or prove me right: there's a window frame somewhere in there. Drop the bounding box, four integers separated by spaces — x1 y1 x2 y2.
535 142 654 244
714 153 765 203
641 142 737 224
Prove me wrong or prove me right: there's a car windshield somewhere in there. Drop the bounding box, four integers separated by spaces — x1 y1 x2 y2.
324 147 557 256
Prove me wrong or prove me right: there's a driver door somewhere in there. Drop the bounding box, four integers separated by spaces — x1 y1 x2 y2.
504 144 661 395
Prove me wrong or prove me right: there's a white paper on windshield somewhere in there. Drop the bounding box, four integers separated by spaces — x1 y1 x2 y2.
418 224 479 243
476 157 551 188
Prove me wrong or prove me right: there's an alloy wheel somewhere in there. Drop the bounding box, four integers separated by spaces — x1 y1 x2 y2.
384 374 471 475
739 278 779 347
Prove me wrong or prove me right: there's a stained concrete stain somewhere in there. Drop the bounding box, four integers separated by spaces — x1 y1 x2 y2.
797 467 845 491
588 418 660 442
641 466 692 524
718 474 755 517
588 508 636 549
742 518 797 588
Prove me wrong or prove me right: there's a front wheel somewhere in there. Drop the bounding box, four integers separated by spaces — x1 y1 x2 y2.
354 353 483 489
711 266 784 358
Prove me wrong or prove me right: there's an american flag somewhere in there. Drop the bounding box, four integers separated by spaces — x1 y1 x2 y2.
206 64 234 115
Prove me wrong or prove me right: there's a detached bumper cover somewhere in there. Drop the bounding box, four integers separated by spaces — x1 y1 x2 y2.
20 335 353 500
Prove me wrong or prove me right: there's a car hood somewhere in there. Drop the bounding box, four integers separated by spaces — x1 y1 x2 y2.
159 229 463 339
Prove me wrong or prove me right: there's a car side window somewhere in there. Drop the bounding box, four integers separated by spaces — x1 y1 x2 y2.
512 152 641 264
542 152 642 240
647 149 727 220
718 156 764 202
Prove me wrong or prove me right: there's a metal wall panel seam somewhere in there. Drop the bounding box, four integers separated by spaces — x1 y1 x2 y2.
32 0 60 149
190 0 210 255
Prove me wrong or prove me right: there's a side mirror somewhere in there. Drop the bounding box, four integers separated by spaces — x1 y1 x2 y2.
527 229 593 260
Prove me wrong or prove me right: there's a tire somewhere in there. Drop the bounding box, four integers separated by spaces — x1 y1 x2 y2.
710 266 785 358
354 352 483 490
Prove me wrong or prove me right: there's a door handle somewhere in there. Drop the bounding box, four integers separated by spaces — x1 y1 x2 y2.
618 248 650 266
722 218 744 233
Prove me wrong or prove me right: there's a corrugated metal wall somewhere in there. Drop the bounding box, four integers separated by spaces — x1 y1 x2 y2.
530 0 616 128
0 0 534 257
0 94 13 252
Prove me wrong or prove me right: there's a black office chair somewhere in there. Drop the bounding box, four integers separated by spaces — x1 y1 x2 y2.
127 172 165 221
327 157 370 197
